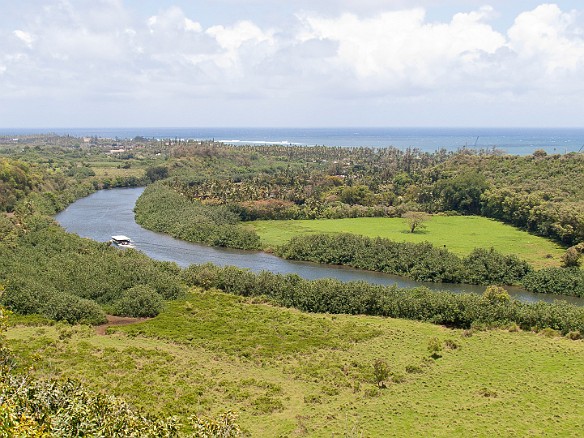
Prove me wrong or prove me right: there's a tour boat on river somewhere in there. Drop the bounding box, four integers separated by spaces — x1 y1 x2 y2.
110 235 135 248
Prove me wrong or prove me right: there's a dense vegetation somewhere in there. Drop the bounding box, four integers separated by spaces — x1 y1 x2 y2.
0 374 181 437
157 144 584 246
523 267 584 297
277 233 532 285
181 263 584 335
0 215 185 324
3 137 583 248
136 183 579 294
1 135 583 436
134 183 261 250
132 142 583 294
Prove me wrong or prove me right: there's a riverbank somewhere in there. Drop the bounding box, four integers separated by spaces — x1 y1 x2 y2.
55 187 584 305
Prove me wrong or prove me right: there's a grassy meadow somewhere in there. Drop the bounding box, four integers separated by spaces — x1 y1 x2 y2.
251 216 566 269
7 288 584 437
88 162 147 179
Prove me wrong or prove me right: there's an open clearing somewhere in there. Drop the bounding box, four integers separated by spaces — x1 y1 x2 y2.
7 289 583 437
251 216 566 269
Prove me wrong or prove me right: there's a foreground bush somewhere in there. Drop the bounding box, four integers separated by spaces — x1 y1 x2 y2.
0 375 180 437
182 263 584 334
0 306 177 437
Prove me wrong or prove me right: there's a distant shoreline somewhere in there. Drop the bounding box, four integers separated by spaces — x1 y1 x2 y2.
1 127 583 155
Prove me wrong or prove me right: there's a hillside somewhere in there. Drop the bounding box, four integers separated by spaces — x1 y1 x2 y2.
7 289 584 436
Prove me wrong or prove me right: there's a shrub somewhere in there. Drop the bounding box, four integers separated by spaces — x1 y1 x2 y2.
461 248 532 285
507 322 520 332
278 234 534 286
566 331 582 340
522 267 584 297
539 327 560 338
373 359 391 388
43 294 107 325
561 247 581 268
405 365 423 374
427 337 443 359
191 411 242 437
0 375 180 437
1 280 106 325
444 339 460 350
182 263 584 335
113 285 164 318
483 285 511 304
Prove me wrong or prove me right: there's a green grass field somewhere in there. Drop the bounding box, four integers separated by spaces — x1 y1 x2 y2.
251 216 566 269
89 166 146 179
7 289 584 437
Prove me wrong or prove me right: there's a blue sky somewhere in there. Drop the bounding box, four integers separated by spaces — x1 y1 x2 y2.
1 1 584 128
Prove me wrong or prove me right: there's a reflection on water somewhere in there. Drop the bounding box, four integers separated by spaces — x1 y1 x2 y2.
55 187 583 306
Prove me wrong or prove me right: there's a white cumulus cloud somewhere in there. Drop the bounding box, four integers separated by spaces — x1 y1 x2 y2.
508 4 584 75
1 1 584 126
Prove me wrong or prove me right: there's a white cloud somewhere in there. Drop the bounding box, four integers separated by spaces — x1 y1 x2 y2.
204 21 276 71
207 21 273 51
1 1 584 126
13 30 35 48
508 4 584 75
147 6 202 34
296 6 507 92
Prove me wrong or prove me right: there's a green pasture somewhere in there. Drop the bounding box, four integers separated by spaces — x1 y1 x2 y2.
7 289 584 437
252 216 566 269
89 166 146 178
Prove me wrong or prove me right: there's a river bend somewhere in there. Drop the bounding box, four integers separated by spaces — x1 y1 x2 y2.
55 188 582 305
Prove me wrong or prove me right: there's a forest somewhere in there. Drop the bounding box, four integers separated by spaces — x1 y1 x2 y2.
132 142 584 296
0 135 583 435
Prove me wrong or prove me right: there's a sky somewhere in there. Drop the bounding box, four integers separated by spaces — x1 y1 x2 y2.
1 1 584 128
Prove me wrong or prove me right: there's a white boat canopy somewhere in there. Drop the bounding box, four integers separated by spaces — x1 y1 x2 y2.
111 235 131 242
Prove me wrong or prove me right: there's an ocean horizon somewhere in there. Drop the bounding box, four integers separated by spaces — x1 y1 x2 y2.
2 126 584 155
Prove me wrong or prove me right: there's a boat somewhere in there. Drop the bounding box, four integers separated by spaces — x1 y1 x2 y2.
110 235 135 248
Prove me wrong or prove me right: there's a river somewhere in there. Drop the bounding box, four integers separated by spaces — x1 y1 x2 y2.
55 188 582 305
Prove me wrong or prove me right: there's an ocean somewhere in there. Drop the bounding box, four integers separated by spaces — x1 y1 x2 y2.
2 127 584 155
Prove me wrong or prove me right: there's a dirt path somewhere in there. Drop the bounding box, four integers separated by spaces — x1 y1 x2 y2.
95 315 149 335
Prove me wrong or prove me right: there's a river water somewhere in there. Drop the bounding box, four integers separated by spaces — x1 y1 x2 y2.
55 188 582 305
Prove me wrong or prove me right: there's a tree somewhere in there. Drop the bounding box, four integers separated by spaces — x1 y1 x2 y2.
145 165 169 182
402 211 430 233
433 171 489 214
339 185 373 206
